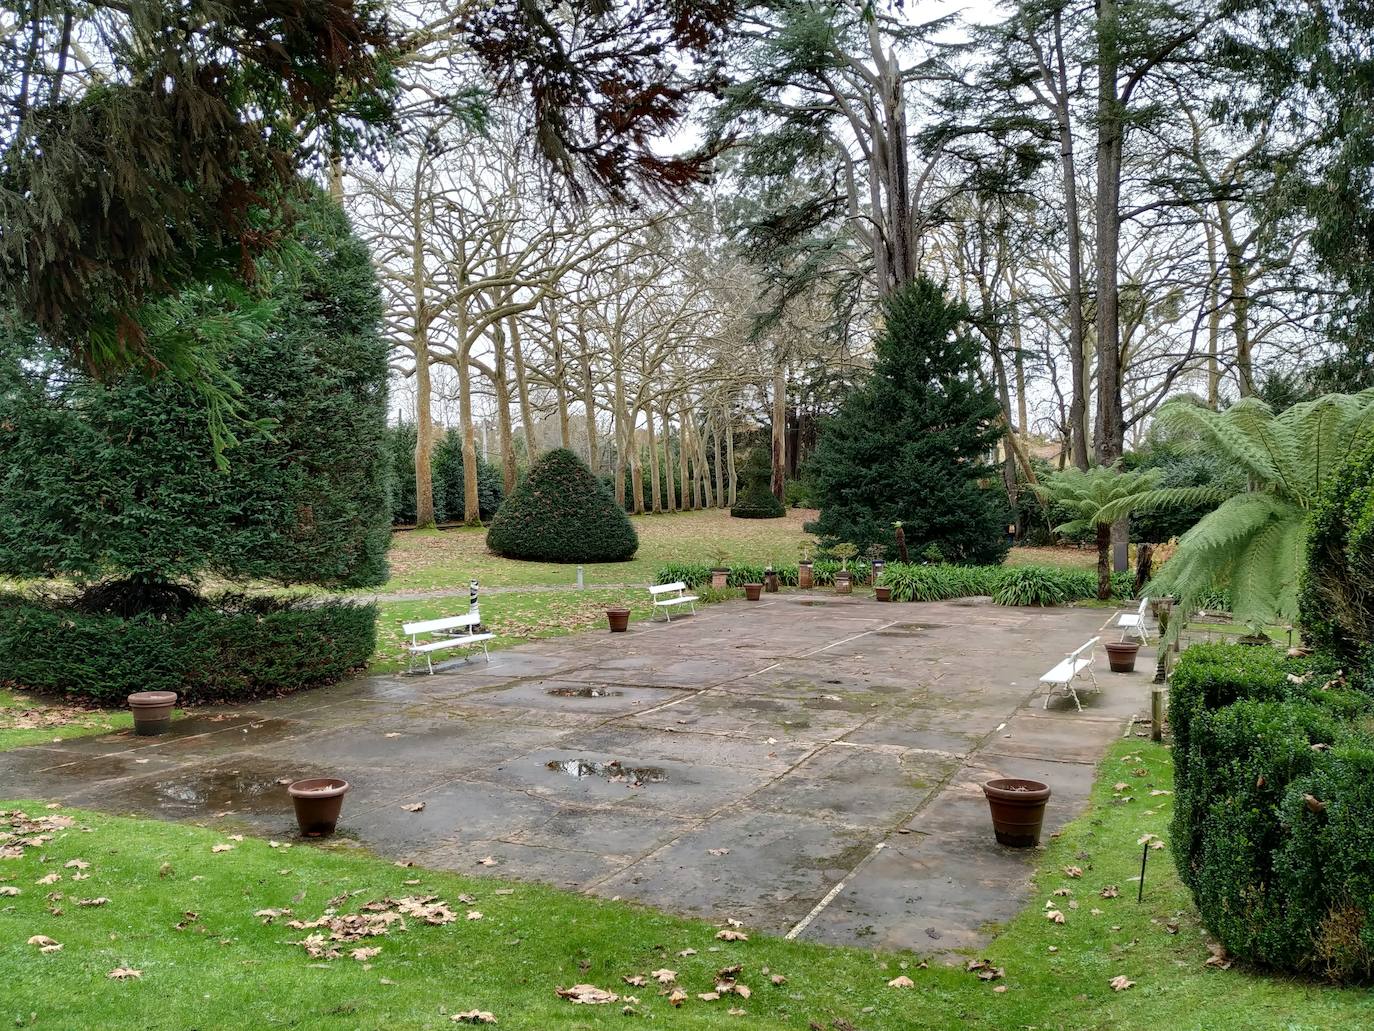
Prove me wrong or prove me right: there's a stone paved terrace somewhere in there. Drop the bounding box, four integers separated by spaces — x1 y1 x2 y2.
0 594 1153 954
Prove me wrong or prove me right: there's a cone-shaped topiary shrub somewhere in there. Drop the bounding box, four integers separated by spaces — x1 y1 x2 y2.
730 447 786 519
487 448 638 562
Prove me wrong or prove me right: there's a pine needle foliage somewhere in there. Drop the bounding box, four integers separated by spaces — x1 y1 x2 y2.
1140 392 1374 628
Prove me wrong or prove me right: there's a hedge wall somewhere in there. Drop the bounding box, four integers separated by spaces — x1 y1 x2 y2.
0 593 376 704
1169 643 1374 981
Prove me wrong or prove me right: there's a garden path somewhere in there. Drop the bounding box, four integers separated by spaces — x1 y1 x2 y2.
0 596 1151 954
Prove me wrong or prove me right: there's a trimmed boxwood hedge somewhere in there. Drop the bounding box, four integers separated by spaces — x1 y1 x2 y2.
1169 643 1374 981
0 593 376 704
487 448 638 563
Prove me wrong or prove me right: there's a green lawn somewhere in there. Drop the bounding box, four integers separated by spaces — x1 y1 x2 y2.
3 740 1367 1029
0 689 135 752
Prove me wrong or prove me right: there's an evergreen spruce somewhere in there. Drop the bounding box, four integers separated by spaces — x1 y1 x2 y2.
730 447 786 519
808 278 1010 564
487 449 639 563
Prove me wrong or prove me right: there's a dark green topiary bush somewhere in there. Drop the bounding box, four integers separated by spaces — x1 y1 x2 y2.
1300 438 1374 682
487 448 638 563
1169 642 1374 981
386 424 504 524
0 593 375 704
730 448 785 519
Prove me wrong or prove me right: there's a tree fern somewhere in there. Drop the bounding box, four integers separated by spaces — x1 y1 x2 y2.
1144 391 1374 628
1035 466 1163 599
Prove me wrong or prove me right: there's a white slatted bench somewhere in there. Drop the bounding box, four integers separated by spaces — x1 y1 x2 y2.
1117 597 1150 642
649 581 699 621
1040 637 1100 711
402 610 494 674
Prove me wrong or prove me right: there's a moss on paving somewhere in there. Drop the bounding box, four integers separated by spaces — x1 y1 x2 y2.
4 741 1370 1029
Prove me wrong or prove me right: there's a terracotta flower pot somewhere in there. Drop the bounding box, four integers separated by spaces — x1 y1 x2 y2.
743 583 763 601
983 778 1052 848
711 569 729 589
127 691 177 737
874 585 892 602
764 571 779 593
288 777 350 837
798 562 814 589
605 607 630 632
1105 640 1140 673
833 571 852 595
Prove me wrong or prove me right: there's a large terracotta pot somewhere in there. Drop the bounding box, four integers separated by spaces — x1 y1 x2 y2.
288 778 350 837
743 583 763 601
605 607 630 632
798 562 814 589
127 691 177 736
874 586 892 602
983 778 1051 848
1105 640 1140 673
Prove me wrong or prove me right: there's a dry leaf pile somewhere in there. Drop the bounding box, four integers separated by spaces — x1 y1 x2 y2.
284 895 459 961
1 809 76 860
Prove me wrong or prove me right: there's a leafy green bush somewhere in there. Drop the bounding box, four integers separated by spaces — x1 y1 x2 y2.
730 447 786 519
1169 642 1374 981
0 191 391 591
1300 438 1374 680
487 448 638 563
0 593 376 704
992 566 1070 606
655 562 713 588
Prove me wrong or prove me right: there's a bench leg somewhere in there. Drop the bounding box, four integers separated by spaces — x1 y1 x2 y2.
482 640 490 662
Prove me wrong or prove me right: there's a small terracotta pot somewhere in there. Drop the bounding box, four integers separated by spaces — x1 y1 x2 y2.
798 562 814 589
874 585 892 602
127 691 177 736
711 569 729 589
605 607 630 632
288 777 350 837
764 571 779 593
1105 640 1140 673
743 583 763 601
983 778 1051 848
833 571 853 595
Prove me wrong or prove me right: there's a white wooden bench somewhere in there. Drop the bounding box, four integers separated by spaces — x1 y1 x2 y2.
1040 637 1100 711
402 609 494 674
649 581 698 621
1117 597 1150 642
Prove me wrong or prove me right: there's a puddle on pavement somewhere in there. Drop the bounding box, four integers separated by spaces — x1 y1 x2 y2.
545 687 623 698
545 759 667 785
147 765 292 812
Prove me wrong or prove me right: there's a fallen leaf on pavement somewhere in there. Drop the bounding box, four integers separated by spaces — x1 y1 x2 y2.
707 848 730 856
402 803 426 813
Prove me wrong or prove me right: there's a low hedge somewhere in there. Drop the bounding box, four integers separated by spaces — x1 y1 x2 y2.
1169 643 1374 981
0 593 376 704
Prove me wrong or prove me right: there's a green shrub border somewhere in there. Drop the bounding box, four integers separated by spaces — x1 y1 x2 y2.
0 593 376 704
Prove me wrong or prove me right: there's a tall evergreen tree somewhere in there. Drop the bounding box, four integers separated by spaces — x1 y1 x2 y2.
809 277 1010 563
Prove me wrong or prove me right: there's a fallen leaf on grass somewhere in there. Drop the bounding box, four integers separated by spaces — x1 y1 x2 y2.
555 984 619 1005
350 947 381 962
27 935 61 953
622 975 647 987
1109 975 1135 992
1113 782 1129 792
36 873 60 885
466 910 483 921
992 985 1008 993
1062 865 1083 878
667 988 687 1006
64 859 90 870
650 969 676 984
716 929 748 941
77 897 110 907
451 1011 496 1024
770 973 787 985
887 976 914 988
211 844 235 853
1204 943 1233 970
401 803 426 813
1052 888 1073 897
71 871 89 881
1046 909 1066 924
494 888 514 896
254 908 291 923
1101 885 1120 898
966 959 1004 981
676 948 697 958
698 991 721 1001
0 886 19 896
728 1006 747 1015
108 968 142 980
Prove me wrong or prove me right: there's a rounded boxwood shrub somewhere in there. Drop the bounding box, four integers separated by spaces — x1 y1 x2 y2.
0 593 376 704
487 448 638 563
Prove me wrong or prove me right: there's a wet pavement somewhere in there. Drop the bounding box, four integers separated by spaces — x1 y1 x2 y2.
0 594 1153 955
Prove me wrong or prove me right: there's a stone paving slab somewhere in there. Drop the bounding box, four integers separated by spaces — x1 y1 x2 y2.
0 593 1152 956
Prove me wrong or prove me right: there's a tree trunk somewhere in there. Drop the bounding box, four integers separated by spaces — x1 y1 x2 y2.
1217 200 1254 397
457 355 481 526
491 323 518 496
1135 542 1154 596
645 404 661 513
412 328 436 529
509 315 537 460
580 353 597 475
771 360 786 501
662 402 677 513
612 364 627 509
726 414 737 507
678 402 693 510
1204 219 1222 408
698 429 715 509
712 416 725 510
1096 522 1112 601
1094 0 1126 468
